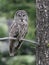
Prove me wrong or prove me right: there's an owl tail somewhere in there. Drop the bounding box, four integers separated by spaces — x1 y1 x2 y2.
9 40 22 56
9 40 15 56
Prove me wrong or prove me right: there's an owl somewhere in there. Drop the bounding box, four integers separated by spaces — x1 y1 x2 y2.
9 10 28 56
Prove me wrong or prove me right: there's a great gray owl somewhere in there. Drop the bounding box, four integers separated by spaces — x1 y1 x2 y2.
9 10 28 56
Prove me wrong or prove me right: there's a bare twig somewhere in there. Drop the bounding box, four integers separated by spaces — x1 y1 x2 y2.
0 37 39 45
21 38 39 45
0 37 16 40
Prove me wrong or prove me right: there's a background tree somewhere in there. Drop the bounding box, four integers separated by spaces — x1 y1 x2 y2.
36 0 49 65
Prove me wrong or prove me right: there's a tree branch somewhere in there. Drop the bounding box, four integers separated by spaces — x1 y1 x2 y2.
0 37 39 45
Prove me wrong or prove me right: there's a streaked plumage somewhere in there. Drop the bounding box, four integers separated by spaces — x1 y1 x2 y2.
9 10 28 56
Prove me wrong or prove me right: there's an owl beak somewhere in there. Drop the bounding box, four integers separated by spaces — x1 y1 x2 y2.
21 18 23 22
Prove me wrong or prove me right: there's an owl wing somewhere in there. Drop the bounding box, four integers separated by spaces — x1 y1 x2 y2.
9 21 19 37
9 21 20 56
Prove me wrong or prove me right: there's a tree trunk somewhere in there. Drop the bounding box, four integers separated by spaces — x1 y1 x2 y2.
36 0 49 65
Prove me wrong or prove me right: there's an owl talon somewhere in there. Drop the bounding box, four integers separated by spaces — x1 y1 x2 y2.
19 38 23 41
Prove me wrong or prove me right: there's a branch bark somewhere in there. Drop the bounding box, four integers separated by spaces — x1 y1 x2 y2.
0 37 39 45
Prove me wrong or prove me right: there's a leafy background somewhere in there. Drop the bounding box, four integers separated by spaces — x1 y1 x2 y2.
0 0 36 65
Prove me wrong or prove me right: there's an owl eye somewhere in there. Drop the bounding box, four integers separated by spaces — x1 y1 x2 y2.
18 14 21 17
23 15 25 17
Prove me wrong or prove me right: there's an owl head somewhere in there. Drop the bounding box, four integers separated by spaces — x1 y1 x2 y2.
14 10 28 22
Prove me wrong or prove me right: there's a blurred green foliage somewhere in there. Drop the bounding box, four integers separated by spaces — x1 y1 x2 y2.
0 17 8 37
0 0 36 65
0 0 36 39
0 23 8 37
7 55 35 65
